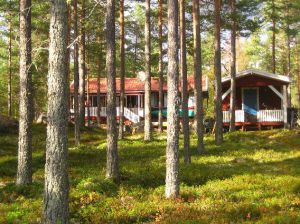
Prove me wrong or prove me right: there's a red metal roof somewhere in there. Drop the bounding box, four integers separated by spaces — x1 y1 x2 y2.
70 77 208 94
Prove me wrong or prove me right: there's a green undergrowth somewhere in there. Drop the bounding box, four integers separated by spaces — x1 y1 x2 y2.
1 124 300 223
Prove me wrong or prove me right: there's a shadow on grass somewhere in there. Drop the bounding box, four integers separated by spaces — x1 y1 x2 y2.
0 154 45 178
0 181 43 202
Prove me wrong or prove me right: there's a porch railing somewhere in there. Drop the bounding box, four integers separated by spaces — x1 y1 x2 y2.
223 110 245 123
72 107 141 123
124 107 140 123
223 110 284 123
257 110 283 122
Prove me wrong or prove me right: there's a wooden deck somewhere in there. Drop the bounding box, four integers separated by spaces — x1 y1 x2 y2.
223 121 284 131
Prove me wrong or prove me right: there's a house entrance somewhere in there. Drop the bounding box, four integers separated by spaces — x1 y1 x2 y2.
243 88 258 122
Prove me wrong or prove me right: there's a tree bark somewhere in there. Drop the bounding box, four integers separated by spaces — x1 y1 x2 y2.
214 0 223 145
97 35 102 127
44 0 69 222
134 28 138 75
180 0 190 164
79 0 86 128
192 0 204 153
86 35 90 127
272 0 276 74
67 0 71 120
73 0 80 145
119 0 125 139
144 0 152 141
17 0 33 186
297 43 300 111
229 0 236 132
158 0 164 133
165 0 180 199
8 1 12 117
287 28 292 108
106 0 119 180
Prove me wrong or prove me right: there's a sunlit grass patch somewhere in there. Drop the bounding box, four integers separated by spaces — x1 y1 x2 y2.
1 126 300 223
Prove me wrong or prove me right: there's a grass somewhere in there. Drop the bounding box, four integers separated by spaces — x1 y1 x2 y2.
1 125 300 223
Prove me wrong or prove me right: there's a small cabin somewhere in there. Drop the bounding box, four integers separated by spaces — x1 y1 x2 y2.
222 69 291 130
69 77 209 124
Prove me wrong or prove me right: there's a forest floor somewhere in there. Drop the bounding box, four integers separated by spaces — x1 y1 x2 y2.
1 125 300 223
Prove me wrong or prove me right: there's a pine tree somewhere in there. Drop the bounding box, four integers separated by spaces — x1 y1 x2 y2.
79 0 86 128
144 0 152 141
7 0 12 117
44 0 69 222
192 0 205 153
229 0 236 132
119 0 125 139
158 0 164 133
214 0 223 145
16 0 33 186
97 33 102 127
179 0 191 163
106 0 119 180
165 0 180 199
73 0 80 145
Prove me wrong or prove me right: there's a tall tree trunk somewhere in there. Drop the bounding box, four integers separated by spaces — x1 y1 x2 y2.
17 0 32 185
287 29 292 108
44 0 69 222
229 0 236 132
165 0 180 199
79 0 86 128
297 43 300 111
192 0 204 153
67 1 71 120
285 4 292 108
272 0 276 74
8 1 12 117
134 28 138 75
158 0 164 133
106 0 119 180
144 0 152 141
73 0 80 145
214 0 223 145
86 35 90 127
180 0 190 164
97 35 102 127
119 0 125 139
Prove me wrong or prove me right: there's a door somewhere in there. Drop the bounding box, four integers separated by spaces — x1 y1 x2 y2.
243 88 258 122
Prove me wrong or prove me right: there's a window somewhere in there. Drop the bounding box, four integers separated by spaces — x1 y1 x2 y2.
100 96 106 107
126 95 138 108
92 96 97 107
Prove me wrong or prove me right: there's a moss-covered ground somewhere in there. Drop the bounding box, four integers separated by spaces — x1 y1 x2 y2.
1 125 300 223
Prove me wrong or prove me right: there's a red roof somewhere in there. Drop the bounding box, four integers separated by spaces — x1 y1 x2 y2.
70 77 208 94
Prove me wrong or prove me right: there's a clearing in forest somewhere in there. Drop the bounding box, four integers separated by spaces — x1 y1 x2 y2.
1 125 300 223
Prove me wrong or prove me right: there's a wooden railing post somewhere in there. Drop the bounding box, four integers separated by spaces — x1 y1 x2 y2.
283 85 289 128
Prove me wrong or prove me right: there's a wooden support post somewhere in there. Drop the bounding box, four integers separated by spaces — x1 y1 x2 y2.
138 94 140 122
283 85 288 129
268 85 284 100
222 88 231 101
